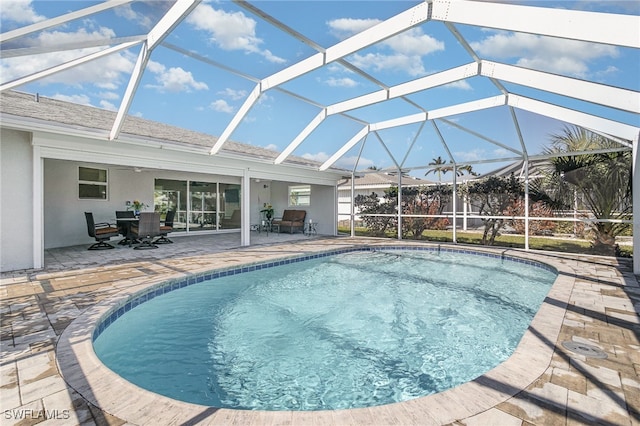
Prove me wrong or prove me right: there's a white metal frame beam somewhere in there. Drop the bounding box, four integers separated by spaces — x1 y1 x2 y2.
276 63 479 164
0 0 135 43
0 41 142 92
319 92 638 171
481 61 640 114
431 0 640 49
109 0 201 140
508 94 639 142
210 1 431 154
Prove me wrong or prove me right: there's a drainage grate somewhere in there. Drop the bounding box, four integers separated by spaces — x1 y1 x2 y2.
561 341 608 359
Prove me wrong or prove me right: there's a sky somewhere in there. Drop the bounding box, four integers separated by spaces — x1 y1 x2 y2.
1 0 639 179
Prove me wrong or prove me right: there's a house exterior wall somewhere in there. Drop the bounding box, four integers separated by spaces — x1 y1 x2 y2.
1 129 33 271
269 181 336 235
0 126 342 271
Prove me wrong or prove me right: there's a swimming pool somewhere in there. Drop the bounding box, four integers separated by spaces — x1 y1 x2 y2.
93 247 556 411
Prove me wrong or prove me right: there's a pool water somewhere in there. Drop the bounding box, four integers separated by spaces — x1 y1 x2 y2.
93 249 556 411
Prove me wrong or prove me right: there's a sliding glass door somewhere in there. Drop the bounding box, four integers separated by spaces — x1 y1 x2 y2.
154 179 241 232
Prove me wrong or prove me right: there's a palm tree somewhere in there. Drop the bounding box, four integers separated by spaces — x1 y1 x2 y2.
425 156 449 181
426 157 477 181
540 125 631 255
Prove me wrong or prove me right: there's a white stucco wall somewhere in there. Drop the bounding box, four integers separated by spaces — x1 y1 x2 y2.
1 129 33 271
1 127 342 271
269 181 336 235
43 160 246 248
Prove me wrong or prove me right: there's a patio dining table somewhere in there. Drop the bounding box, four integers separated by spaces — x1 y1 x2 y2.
116 217 139 247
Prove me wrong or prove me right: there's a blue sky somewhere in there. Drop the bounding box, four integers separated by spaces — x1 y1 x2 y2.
1 0 639 178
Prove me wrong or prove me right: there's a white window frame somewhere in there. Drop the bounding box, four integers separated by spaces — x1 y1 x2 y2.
288 184 311 206
78 166 108 200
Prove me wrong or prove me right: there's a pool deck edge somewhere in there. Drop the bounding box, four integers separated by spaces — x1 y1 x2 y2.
2 237 638 425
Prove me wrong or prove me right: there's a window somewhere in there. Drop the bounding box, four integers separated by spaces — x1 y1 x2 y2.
289 185 310 206
78 167 108 199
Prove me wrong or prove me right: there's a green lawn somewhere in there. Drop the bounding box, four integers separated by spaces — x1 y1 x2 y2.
337 227 633 258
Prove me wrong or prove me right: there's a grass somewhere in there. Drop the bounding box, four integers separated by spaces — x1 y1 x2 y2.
338 227 633 258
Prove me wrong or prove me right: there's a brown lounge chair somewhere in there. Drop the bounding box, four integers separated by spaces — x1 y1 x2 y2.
272 209 306 234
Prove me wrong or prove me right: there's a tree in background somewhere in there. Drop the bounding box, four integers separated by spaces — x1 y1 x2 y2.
460 174 524 245
505 199 555 236
426 157 478 182
354 185 453 239
538 125 632 255
354 192 395 236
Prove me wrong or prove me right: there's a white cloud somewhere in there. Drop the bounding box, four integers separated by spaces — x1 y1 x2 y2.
327 18 380 39
99 100 117 111
443 80 473 90
350 52 427 77
210 99 234 113
263 143 278 151
337 155 375 170
327 18 444 77
97 91 120 101
218 88 247 100
187 4 286 64
454 149 486 162
1 0 46 24
145 61 209 93
1 27 135 89
383 28 444 56
470 31 619 78
114 3 153 29
302 152 329 162
324 77 358 88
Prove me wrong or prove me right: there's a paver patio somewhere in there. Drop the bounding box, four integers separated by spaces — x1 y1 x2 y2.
1 234 638 425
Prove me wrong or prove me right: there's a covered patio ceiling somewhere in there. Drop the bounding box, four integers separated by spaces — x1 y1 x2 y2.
1 0 638 177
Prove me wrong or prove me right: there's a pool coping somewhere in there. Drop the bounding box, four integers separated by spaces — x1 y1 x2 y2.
55 242 575 425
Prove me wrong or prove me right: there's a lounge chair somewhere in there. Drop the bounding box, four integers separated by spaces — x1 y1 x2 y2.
272 209 306 234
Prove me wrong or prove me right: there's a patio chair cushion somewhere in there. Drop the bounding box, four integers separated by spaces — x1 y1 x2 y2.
273 209 306 233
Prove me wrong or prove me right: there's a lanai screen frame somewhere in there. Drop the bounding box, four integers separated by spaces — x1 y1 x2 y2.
1 0 639 270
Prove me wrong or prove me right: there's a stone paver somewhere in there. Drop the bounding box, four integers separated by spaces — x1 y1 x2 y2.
1 234 638 425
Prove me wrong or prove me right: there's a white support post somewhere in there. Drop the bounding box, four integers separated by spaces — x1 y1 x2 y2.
350 173 356 238
633 133 640 274
463 191 468 231
452 166 457 244
524 160 530 251
241 169 251 247
397 170 402 241
33 146 44 269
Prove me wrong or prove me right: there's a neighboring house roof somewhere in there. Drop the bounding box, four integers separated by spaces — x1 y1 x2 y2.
337 172 435 190
0 90 337 170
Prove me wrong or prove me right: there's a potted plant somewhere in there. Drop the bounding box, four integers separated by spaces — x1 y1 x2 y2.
126 200 149 216
260 204 274 221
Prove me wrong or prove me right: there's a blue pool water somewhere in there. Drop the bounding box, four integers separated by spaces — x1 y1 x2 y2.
93 249 556 411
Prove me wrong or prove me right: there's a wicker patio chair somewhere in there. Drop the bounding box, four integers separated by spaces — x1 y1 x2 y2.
84 212 120 250
131 212 161 250
154 210 175 244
